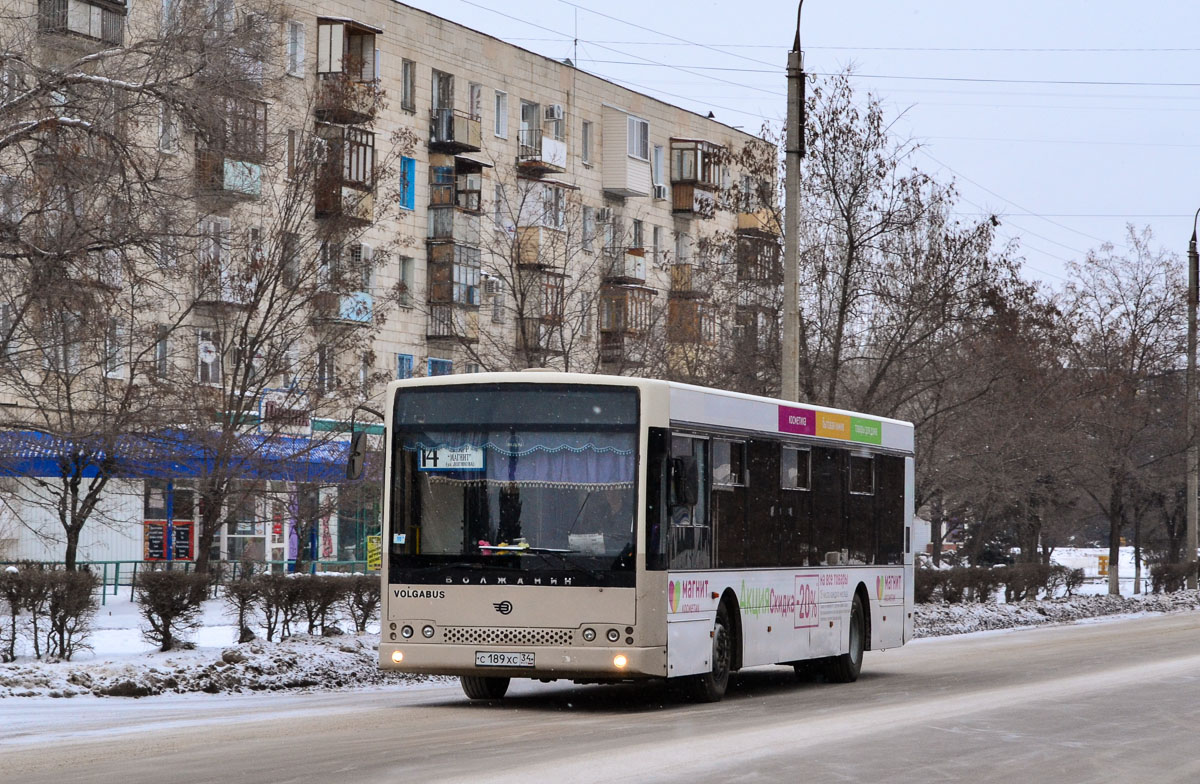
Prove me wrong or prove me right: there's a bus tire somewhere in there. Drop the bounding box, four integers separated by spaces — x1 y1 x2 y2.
688 603 733 702
460 675 510 700
824 592 865 683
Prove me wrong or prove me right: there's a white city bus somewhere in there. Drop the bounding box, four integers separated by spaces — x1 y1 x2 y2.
377 372 914 701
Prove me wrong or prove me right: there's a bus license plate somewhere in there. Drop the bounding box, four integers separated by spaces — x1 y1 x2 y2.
475 651 535 668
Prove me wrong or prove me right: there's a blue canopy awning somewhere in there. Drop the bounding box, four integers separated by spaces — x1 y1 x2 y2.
0 429 360 483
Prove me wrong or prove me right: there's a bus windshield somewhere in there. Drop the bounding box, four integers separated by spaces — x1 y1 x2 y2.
390 384 639 587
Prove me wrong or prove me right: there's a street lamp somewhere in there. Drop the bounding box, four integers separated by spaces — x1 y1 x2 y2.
1187 209 1199 589
781 2 805 402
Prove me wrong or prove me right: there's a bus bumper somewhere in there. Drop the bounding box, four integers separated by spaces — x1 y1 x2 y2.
379 642 668 680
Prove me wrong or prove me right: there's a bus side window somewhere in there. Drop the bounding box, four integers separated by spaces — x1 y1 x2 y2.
668 434 711 570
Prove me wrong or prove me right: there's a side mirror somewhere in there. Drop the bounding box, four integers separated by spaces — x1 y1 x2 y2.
346 431 367 480
670 456 699 507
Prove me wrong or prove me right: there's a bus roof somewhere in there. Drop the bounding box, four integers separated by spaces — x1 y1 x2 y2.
387 371 915 454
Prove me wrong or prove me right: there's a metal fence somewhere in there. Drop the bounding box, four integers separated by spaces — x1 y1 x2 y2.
0 560 374 605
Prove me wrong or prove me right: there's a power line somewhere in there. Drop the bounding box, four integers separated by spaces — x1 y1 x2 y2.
506 38 1200 53
917 149 1107 246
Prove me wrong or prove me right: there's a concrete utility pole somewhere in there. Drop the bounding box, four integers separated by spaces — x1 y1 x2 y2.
1187 211 1199 589
781 2 805 402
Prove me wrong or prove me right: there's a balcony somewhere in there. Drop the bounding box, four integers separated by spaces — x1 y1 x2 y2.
313 291 373 324
670 139 723 218
737 208 781 236
429 171 482 212
428 207 481 246
515 225 566 268
667 299 716 345
195 271 251 308
517 129 567 175
314 125 375 224
315 185 374 224
315 76 378 125
39 0 125 46
519 318 562 355
736 234 782 284
427 304 478 342
671 183 716 217
669 263 704 298
429 108 481 154
195 150 262 200
603 247 646 284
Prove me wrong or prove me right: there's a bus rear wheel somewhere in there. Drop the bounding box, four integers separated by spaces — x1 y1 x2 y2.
460 675 510 700
824 593 865 683
687 603 733 702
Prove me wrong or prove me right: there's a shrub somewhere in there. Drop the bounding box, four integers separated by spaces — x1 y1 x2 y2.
298 576 349 635
343 574 381 633
1003 563 1051 603
914 568 941 604
1150 562 1196 594
0 566 22 662
966 568 1004 603
941 568 969 603
223 578 261 644
44 569 99 660
257 573 305 641
135 570 210 652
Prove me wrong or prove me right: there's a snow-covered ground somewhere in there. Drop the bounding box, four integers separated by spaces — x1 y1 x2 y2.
0 589 452 699
3 569 1199 699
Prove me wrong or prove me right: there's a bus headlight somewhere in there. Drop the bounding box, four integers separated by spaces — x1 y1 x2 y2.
606 629 620 643
422 625 435 639
391 650 404 663
613 654 628 669
401 625 414 639
582 628 596 642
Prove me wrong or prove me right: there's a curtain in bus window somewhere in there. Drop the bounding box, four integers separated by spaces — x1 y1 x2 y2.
404 431 635 488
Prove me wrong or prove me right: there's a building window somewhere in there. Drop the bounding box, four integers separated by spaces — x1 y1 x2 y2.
849 454 875 495
158 105 179 153
465 362 481 374
154 325 170 378
631 219 643 250
317 345 337 392
287 20 305 76
494 90 508 138
582 207 595 252
399 156 415 210
103 322 125 378
428 357 453 376
397 353 414 379
468 82 482 121
781 446 811 490
652 144 664 188
401 59 416 112
581 120 592 164
453 247 481 305
197 328 221 385
652 226 663 265
675 231 690 263
627 116 649 160
398 256 414 306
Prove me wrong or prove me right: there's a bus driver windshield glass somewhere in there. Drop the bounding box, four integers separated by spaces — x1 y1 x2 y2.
390 384 639 587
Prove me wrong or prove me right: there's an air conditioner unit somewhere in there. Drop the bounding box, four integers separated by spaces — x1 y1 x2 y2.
544 104 564 121
653 184 668 200
596 207 613 223
482 278 502 297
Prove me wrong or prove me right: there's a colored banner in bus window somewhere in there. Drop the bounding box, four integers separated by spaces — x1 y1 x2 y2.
778 405 816 436
418 445 485 471
850 417 882 445
815 412 851 440
780 406 882 446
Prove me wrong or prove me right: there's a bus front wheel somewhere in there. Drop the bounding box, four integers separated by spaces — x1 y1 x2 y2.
824 593 865 683
687 603 733 702
460 675 510 700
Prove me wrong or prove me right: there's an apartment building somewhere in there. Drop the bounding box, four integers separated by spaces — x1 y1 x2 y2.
0 0 780 565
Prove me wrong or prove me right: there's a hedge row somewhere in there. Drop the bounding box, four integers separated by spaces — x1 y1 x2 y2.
916 564 1085 604
136 571 382 651
1 565 99 662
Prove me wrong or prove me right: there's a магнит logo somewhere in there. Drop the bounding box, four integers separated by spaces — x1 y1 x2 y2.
668 580 679 613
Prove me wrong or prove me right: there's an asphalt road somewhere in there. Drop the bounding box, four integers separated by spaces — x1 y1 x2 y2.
5 612 1200 784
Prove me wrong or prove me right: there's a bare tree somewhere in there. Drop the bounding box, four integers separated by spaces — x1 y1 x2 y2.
1064 226 1186 594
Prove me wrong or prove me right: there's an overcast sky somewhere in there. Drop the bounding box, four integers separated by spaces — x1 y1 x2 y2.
398 0 1200 290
